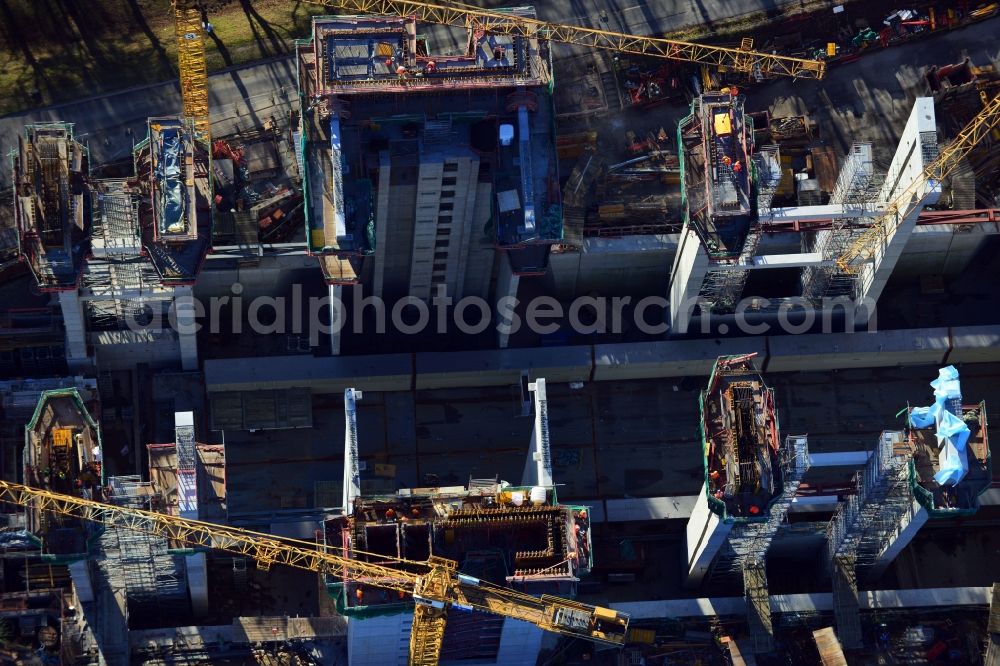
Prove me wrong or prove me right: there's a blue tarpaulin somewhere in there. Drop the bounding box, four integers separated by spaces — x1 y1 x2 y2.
157 129 186 235
909 365 970 486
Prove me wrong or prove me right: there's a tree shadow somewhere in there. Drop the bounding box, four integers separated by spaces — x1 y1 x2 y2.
0 0 50 87
207 28 234 68
56 0 112 71
239 0 287 56
125 0 175 76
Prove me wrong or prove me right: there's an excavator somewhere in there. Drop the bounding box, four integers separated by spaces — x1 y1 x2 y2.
0 479 629 665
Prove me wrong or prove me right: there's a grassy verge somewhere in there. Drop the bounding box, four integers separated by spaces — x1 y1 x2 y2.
0 0 861 116
0 0 327 115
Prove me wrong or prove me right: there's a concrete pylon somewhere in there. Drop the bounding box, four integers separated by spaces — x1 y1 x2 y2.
522 378 553 487
174 285 199 371
853 97 941 325
668 226 709 336
58 289 92 372
343 388 362 515
496 253 520 349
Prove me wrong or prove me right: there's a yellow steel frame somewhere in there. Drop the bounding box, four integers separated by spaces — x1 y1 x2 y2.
409 557 455 665
0 480 415 590
410 605 448 665
836 93 1000 272
302 0 825 79
174 2 211 140
0 480 629 665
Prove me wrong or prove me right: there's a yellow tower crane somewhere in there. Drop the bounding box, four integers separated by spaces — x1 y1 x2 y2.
836 93 1000 273
170 0 824 148
173 1 211 140
0 480 629 666
301 0 826 80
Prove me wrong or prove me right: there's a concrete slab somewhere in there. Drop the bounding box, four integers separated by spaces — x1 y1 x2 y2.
593 337 767 381
204 354 412 393
766 329 950 373
414 346 592 389
949 325 1000 365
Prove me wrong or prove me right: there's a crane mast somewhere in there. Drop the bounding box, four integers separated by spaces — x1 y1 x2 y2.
0 479 629 665
836 93 1000 272
173 1 211 140
301 0 825 79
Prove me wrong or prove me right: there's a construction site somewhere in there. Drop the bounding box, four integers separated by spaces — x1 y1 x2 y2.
0 0 997 664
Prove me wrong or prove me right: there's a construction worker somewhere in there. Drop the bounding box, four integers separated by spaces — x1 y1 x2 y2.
722 155 732 167
425 60 436 74
355 587 364 603
709 470 720 481
385 508 396 520
733 160 743 174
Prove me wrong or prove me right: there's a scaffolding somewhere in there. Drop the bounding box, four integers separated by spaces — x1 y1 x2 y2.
682 100 777 314
83 181 173 331
801 143 885 303
14 123 89 290
104 475 190 624
826 431 913 648
707 436 810 652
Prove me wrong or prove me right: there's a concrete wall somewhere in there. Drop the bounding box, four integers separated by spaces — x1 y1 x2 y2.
612 586 993 620
496 620 545 665
91 330 182 371
414 346 591 389
766 328 950 373
549 236 676 299
593 337 767 381
202 325 1000 392
204 354 412 393
347 613 411 666
197 255 317 301
948 325 1000 364
893 224 991 277
461 182 497 301
408 159 445 300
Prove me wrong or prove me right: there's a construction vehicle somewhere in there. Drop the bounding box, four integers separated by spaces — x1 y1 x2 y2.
835 92 1000 272
0 480 629 666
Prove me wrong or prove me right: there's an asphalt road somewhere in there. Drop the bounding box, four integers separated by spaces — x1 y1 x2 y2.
0 56 298 184
746 16 1000 164
479 0 805 36
0 0 811 183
